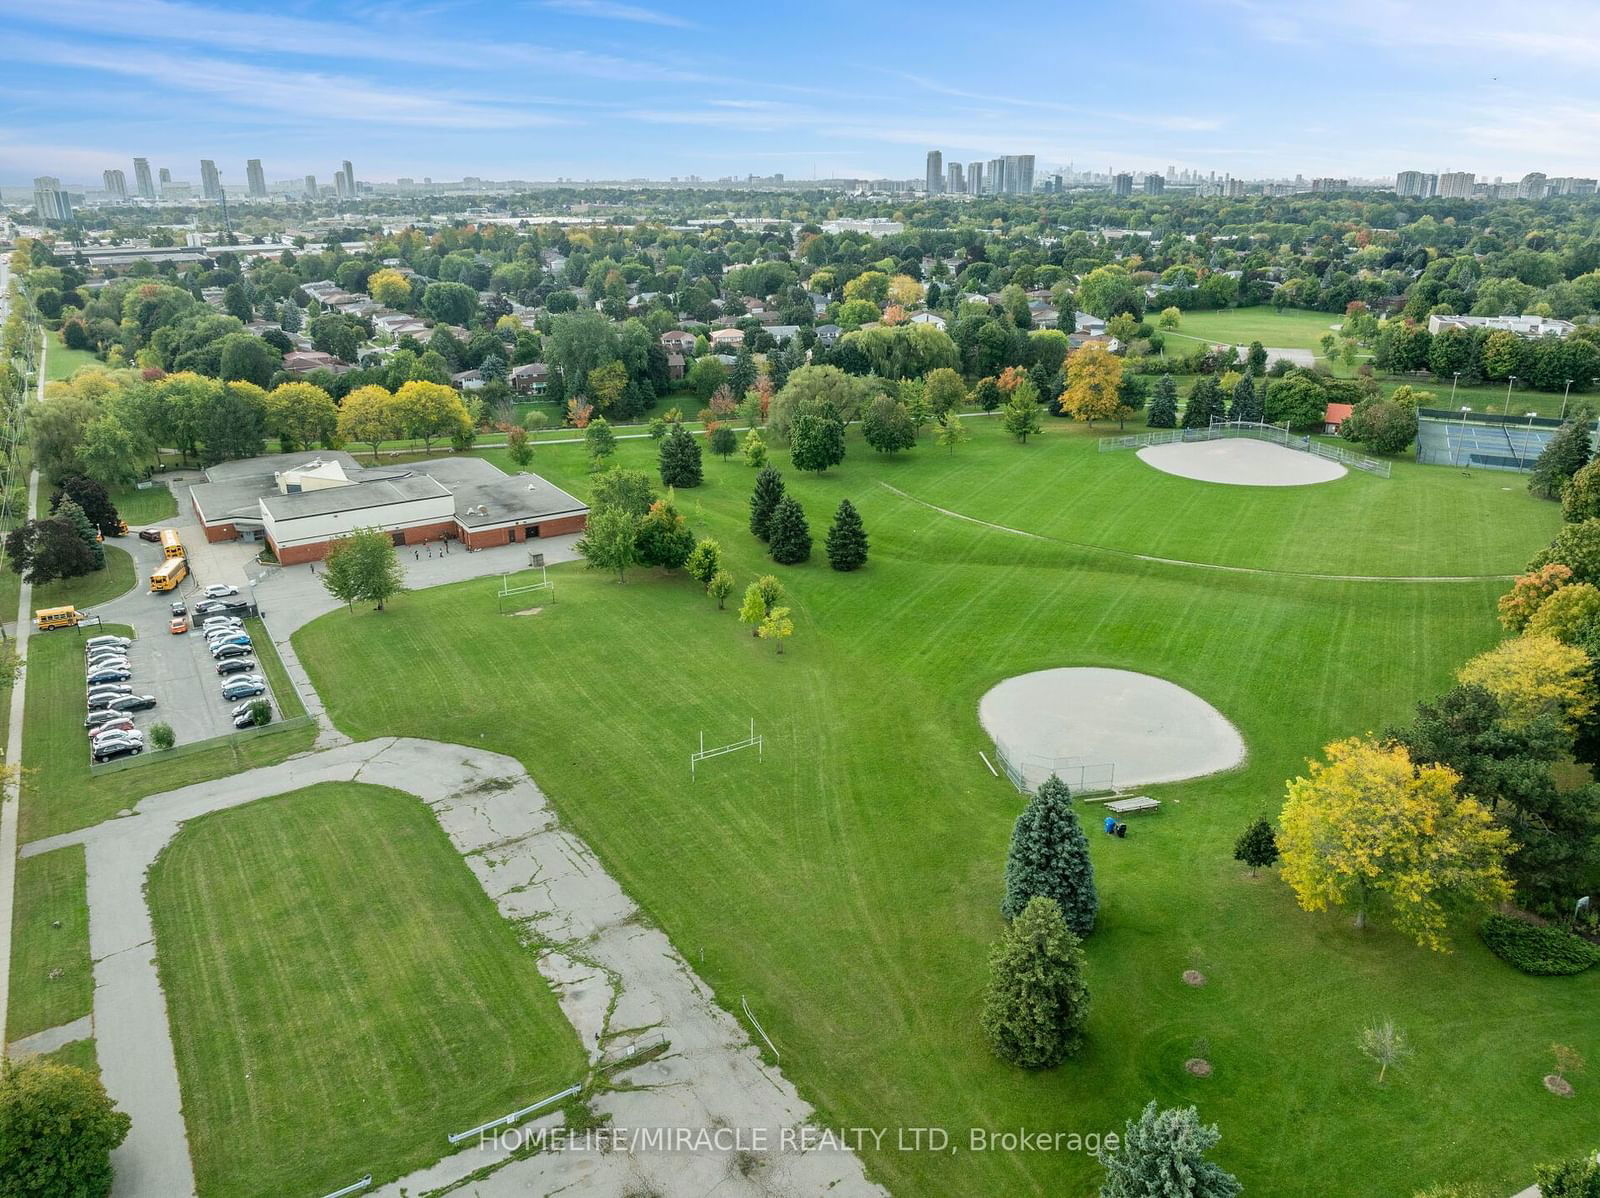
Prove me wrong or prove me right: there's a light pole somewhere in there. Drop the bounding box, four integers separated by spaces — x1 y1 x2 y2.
1562 379 1575 421
1504 375 1517 416
1450 371 1461 404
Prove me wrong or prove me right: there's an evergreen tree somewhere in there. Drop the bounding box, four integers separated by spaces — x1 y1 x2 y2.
728 346 757 397
52 498 104 570
657 422 703 488
49 475 122 537
825 499 869 571
766 495 812 564
748 466 786 541
980 896 1089 1069
709 424 737 458
1229 372 1258 422
1001 775 1098 935
1233 815 1280 876
1147 374 1178 428
1529 408 1597 500
1182 376 1222 429
791 412 846 474
1097 1102 1242 1198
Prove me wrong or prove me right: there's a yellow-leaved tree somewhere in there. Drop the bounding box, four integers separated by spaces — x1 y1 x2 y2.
1059 343 1125 426
336 384 398 463
1278 738 1511 951
366 268 413 308
1457 634 1593 732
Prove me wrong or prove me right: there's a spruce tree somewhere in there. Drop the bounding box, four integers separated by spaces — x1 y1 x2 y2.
748 466 786 541
980 896 1089 1069
1530 407 1596 500
1181 376 1221 429
1097 1102 1242 1198
1147 374 1178 429
657 421 703 488
1001 774 1098 935
52 498 104 570
1232 815 1279 876
825 499 868 571
1229 372 1257 423
766 495 812 564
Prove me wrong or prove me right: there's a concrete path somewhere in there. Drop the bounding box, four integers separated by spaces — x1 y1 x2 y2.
26 737 881 1198
0 468 40 1050
8 1013 92 1059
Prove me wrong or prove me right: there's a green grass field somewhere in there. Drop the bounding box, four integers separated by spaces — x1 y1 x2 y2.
148 783 586 1198
19 623 317 843
108 483 177 527
295 421 1594 1196
40 1036 98 1074
1157 305 1342 353
5 845 92 1043
29 545 135 614
42 330 99 382
242 618 306 720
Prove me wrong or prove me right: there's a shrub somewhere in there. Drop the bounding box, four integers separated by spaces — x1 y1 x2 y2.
1479 914 1600 975
148 722 175 750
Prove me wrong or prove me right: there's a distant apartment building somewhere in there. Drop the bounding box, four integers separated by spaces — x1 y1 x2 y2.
199 158 222 200
1437 171 1475 199
946 161 963 194
246 158 267 197
341 159 355 197
925 149 943 194
132 157 155 199
102 168 127 200
1396 170 1431 197
1547 176 1598 196
1144 173 1164 195
1004 154 1035 194
1426 313 1575 339
967 161 983 194
32 177 73 222
1518 171 1547 199
1310 177 1348 192
987 157 1006 194
304 175 318 197
1112 173 1133 197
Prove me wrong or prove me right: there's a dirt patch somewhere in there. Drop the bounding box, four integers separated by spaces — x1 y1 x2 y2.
1185 1058 1212 1078
1182 969 1207 987
1545 1074 1575 1097
510 606 544 617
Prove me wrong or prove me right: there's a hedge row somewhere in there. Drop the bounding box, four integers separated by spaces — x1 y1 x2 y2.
1480 914 1600 976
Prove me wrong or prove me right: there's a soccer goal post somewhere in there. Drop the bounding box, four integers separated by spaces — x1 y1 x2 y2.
497 566 554 612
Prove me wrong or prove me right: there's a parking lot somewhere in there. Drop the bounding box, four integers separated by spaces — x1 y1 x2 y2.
84 524 289 763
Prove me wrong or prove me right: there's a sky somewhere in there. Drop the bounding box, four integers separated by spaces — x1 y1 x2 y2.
3 0 1600 188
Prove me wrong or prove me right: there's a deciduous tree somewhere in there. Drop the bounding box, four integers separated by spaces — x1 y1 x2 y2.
336 384 399 462
1233 815 1279 876
576 506 639 583
321 527 406 611
758 605 794 653
1060 343 1124 426
635 497 695 571
1457 634 1593 732
790 412 846 474
0 1056 131 1198
1279 737 1512 950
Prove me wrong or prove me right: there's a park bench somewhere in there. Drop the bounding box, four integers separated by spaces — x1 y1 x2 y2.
1104 796 1160 816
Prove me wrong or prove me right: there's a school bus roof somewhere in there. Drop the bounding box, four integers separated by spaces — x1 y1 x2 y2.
35 605 77 618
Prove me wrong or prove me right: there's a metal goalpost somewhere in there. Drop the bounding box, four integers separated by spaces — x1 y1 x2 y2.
497 562 553 612
691 720 763 779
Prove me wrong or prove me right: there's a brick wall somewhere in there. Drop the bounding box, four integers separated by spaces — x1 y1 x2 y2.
461 526 512 550
535 514 587 537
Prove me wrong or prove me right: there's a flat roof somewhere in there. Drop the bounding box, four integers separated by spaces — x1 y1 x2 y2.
261 473 450 520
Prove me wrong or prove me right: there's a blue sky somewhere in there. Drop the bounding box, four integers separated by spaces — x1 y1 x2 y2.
3 0 1598 187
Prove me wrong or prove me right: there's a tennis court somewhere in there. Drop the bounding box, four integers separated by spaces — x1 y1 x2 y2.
1415 409 1584 471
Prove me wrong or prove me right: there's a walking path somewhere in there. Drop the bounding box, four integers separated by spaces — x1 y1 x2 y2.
8 1013 92 1058
880 481 1519 583
0 469 39 1050
25 737 882 1198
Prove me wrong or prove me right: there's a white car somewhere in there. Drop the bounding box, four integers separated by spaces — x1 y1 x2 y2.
91 726 143 746
85 635 132 652
202 583 239 599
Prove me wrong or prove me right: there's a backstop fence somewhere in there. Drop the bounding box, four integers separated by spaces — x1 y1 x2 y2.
1097 418 1391 478
991 736 1116 796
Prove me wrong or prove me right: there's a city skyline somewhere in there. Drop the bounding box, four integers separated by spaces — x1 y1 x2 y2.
3 0 1600 184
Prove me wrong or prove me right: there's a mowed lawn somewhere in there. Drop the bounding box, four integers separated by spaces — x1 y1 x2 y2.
30 544 135 613
1157 305 1343 353
108 482 178 527
5 845 92 1043
43 329 99 381
19 624 317 842
148 783 586 1198
296 425 1598 1196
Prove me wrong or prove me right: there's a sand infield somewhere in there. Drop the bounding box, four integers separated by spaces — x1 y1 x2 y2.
1138 437 1346 486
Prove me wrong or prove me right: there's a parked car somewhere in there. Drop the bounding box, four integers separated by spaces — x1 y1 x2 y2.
91 727 143 747
86 668 132 685
208 635 251 651
86 685 134 700
85 708 134 729
193 600 233 616
137 528 163 543
211 643 251 660
92 740 142 762
169 615 188 634
216 658 257 676
86 713 134 734
202 619 243 633
170 600 187 617
104 694 157 713
220 677 266 700
202 583 239 598
233 706 271 729
87 653 130 669
85 634 131 651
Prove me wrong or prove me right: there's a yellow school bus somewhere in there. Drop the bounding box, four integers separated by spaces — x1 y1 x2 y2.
149 557 188 592
159 529 184 560
35 606 80 631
